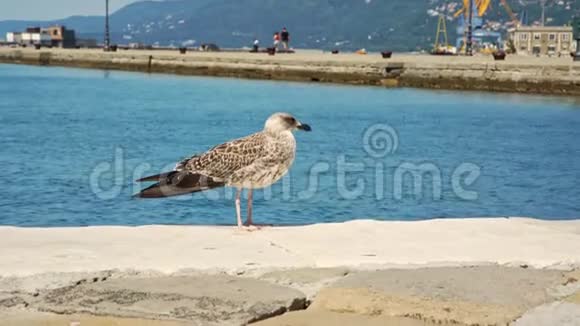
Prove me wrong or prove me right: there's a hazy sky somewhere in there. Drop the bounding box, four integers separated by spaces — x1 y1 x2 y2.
0 0 139 21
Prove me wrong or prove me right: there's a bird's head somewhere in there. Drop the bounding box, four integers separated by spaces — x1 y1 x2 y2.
264 112 311 134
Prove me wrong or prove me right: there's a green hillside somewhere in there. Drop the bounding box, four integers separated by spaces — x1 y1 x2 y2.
1 0 578 51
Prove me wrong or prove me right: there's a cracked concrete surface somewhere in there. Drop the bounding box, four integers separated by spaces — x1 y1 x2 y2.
260 266 580 326
1 220 580 325
0 311 189 326
514 302 580 326
1 266 579 326
257 267 351 298
1 274 307 326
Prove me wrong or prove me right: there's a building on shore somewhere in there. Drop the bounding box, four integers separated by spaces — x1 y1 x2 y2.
6 32 23 44
5 26 76 48
508 26 576 56
46 26 76 48
21 27 52 46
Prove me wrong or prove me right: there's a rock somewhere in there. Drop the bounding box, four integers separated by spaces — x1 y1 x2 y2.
311 287 519 325
380 78 399 87
514 302 580 326
0 271 114 293
258 267 350 299
0 294 28 309
254 310 439 326
34 275 306 326
382 63 404 78
311 266 567 325
260 267 349 285
0 310 189 326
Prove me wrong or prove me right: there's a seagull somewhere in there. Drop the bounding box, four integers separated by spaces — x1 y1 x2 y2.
135 113 311 229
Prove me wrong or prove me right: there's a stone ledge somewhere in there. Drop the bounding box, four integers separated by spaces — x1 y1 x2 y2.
1 48 579 96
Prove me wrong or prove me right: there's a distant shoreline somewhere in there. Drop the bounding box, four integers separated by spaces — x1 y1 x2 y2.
1 47 579 96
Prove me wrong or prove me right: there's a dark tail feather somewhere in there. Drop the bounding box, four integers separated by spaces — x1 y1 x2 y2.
135 171 225 199
136 172 174 182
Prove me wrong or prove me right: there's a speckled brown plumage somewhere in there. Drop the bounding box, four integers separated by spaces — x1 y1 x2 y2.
135 112 310 216
176 131 296 189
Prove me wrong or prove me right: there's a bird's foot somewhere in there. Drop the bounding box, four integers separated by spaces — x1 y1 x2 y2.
237 225 262 232
246 225 262 232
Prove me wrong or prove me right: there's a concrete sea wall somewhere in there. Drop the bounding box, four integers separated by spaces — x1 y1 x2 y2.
397 60 580 96
1 219 580 325
1 48 579 96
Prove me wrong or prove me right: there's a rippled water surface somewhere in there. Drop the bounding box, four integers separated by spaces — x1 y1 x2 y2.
1 63 579 226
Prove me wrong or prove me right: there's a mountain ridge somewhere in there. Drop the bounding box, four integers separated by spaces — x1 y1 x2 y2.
1 0 577 51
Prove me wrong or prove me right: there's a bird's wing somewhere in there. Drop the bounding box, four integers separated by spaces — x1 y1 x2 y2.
181 132 267 180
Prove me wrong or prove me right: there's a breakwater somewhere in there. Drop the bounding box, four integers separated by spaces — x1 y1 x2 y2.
1 48 579 96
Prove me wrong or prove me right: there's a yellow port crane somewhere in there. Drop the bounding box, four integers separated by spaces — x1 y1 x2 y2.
453 0 492 18
454 0 520 26
451 0 521 55
499 0 520 26
433 15 450 52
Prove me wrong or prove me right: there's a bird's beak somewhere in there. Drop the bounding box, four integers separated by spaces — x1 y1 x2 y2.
297 123 312 132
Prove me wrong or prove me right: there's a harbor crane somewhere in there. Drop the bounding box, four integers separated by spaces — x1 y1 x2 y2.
452 0 520 54
433 15 451 54
499 0 520 26
454 0 520 26
454 0 492 18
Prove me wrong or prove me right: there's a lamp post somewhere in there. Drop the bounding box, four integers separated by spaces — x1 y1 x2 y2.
104 0 111 51
540 0 546 27
574 17 580 62
466 0 474 56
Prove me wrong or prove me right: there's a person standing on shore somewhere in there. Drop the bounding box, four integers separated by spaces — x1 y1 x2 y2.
252 38 259 52
273 32 280 50
281 27 290 50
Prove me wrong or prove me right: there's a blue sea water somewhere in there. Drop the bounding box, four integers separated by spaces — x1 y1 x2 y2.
0 63 579 226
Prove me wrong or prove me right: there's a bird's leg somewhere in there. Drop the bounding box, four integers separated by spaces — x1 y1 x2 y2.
246 189 253 226
243 189 261 231
235 188 243 229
